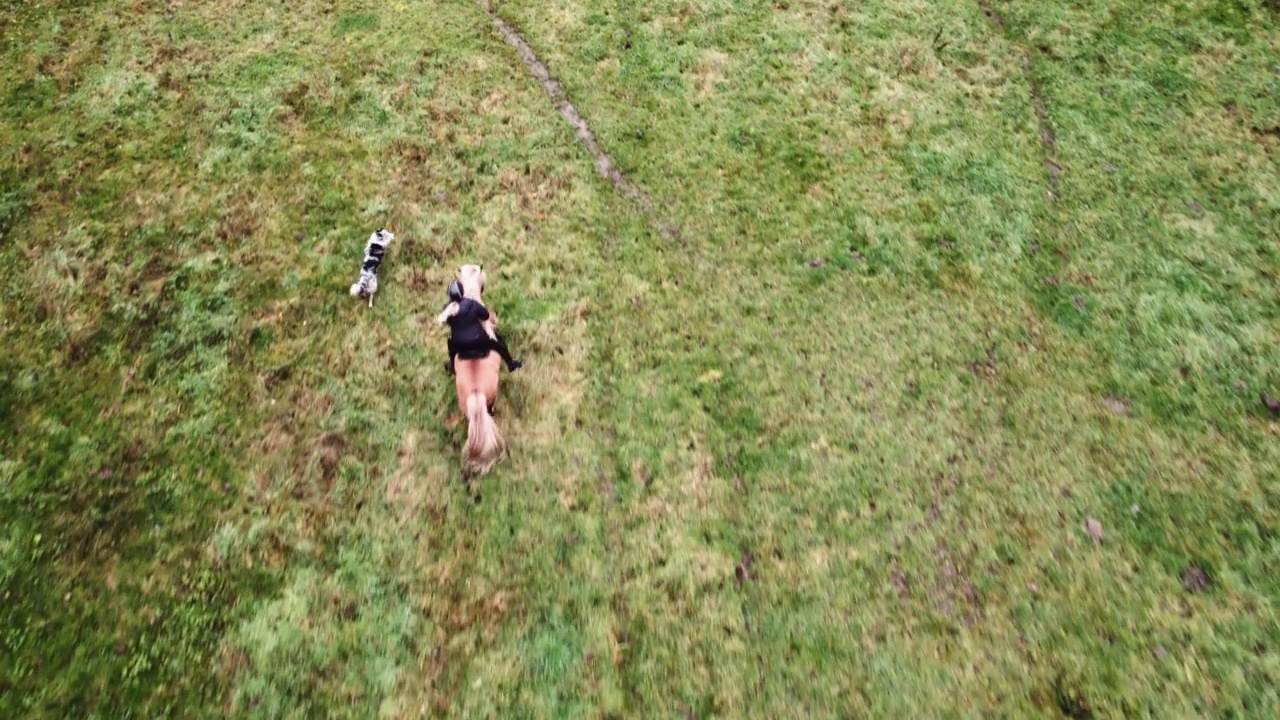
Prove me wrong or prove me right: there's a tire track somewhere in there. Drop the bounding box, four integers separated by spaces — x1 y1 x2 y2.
977 0 1061 199
478 3 682 241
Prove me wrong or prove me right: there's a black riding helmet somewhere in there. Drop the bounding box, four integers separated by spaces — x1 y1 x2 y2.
447 281 464 303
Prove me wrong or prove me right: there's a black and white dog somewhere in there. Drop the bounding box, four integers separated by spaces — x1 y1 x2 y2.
349 227 395 306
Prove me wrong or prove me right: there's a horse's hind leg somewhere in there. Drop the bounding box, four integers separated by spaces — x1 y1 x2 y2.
485 383 498 417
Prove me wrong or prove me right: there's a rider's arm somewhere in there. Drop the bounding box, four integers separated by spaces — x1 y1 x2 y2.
437 302 459 325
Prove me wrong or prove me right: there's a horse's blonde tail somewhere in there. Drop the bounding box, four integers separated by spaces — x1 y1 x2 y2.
463 391 505 479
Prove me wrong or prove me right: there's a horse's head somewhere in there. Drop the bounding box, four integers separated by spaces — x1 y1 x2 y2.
457 264 485 299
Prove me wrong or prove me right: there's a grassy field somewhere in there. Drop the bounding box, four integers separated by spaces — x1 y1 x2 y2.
2 0 1278 717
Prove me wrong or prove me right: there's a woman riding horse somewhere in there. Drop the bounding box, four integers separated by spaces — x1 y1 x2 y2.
439 264 507 479
439 280 522 376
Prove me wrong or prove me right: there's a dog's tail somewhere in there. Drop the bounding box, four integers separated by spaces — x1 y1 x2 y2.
350 271 377 298
462 391 505 480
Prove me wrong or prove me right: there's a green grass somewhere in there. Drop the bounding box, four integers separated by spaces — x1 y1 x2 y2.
2 0 1278 717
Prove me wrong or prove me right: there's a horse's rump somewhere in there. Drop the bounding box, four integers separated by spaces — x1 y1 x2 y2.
455 353 501 415
455 352 504 478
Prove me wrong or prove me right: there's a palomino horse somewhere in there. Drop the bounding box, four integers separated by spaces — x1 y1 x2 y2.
447 264 506 479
